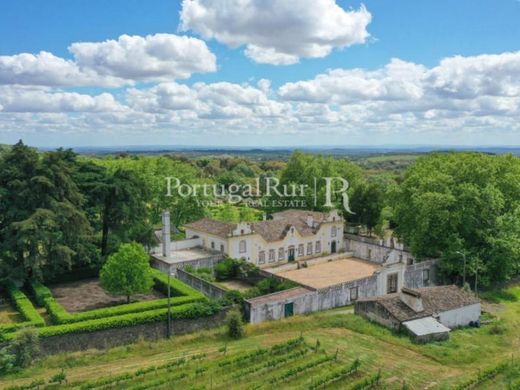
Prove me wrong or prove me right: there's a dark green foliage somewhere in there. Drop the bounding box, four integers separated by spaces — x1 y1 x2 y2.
0 346 16 374
225 309 245 339
350 182 384 234
392 153 520 285
10 328 39 368
243 277 297 299
214 257 259 281
48 369 67 384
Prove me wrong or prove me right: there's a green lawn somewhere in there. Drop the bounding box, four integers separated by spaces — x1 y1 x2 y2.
1 286 520 389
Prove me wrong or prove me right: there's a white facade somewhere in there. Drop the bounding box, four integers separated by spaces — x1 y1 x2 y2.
184 210 345 268
437 303 481 328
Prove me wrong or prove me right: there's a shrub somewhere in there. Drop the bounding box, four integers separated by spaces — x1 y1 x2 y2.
31 272 206 325
1 302 221 340
0 283 45 334
226 309 245 339
215 258 238 281
10 328 40 368
48 369 67 385
0 346 16 374
242 277 298 299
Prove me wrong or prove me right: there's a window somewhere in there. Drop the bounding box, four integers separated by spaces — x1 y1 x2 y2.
350 287 359 301
387 273 398 294
258 251 265 264
220 244 224 253
367 249 372 260
331 226 337 237
422 269 430 283
315 241 321 253
278 248 284 261
239 240 246 253
268 249 275 263
298 244 304 256
399 254 403 263
307 242 313 255
211 241 215 249
407 257 414 265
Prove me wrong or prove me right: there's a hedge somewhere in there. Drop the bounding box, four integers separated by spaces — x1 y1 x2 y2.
3 301 220 341
30 272 206 325
0 283 45 335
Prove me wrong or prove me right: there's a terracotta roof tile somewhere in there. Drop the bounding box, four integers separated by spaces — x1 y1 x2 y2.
184 218 235 238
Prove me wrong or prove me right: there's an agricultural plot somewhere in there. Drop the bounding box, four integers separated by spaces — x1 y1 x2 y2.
14 337 381 390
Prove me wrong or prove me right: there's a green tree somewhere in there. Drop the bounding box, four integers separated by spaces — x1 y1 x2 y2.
350 183 384 235
100 242 154 303
392 153 520 286
0 142 96 282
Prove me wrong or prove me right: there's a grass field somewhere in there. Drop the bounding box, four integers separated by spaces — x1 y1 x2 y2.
1 285 520 389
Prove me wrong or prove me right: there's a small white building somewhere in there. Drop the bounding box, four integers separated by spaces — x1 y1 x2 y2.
183 209 345 268
354 285 481 343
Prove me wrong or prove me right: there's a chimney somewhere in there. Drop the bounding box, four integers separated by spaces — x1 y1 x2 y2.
262 213 267 221
306 214 314 228
162 210 171 258
400 287 424 312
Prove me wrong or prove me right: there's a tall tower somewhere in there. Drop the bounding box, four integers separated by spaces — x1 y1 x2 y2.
162 210 171 258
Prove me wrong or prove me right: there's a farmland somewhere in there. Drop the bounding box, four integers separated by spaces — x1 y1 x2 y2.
2 285 520 389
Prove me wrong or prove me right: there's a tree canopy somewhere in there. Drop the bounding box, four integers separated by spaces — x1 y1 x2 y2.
392 152 520 286
99 242 154 303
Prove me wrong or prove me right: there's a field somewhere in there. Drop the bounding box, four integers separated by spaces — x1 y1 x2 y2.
2 285 520 389
49 279 166 312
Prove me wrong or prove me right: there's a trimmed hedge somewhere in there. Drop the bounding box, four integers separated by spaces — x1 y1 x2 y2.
30 271 206 325
0 283 45 335
3 301 220 341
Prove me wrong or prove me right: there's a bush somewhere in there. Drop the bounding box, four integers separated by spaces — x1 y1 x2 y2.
0 346 16 374
10 328 39 368
215 257 259 281
31 272 206 325
2 302 221 340
226 309 245 339
242 277 298 299
0 283 45 334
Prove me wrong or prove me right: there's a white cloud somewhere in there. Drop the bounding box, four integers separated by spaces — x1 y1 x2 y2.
69 33 217 81
0 51 123 87
179 0 371 65
0 34 216 87
0 86 124 112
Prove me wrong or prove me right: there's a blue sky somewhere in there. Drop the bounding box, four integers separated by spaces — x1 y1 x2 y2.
1 0 520 147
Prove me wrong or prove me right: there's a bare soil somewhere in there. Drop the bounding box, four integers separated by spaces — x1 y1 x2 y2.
0 298 23 324
49 279 165 313
217 279 254 292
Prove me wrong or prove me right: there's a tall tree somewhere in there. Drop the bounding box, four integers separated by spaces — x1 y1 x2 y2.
392 153 520 286
0 142 95 282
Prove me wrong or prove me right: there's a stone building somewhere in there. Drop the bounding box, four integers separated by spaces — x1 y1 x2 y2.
354 285 481 343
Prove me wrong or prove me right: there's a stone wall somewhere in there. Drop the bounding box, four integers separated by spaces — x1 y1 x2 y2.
345 234 415 265
403 259 438 288
34 309 229 356
176 269 228 299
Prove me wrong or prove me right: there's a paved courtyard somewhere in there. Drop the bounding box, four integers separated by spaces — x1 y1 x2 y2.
275 258 381 289
154 247 216 264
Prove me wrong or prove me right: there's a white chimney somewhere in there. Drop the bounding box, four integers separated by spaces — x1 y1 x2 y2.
162 210 171 258
400 287 424 312
306 214 314 228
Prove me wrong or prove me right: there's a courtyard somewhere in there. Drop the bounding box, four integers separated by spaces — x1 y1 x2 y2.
274 258 381 289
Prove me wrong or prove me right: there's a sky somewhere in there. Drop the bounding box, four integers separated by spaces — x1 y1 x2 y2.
1 0 520 147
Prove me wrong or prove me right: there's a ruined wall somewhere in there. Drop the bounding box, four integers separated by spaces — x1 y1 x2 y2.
345 234 415 265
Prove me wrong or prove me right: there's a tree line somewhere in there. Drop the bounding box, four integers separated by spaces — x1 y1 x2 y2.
1 140 520 287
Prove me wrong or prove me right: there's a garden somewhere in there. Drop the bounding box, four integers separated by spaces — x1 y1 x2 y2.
0 243 216 345
184 257 298 301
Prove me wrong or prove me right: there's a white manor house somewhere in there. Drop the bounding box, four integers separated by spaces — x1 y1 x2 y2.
183 209 345 266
